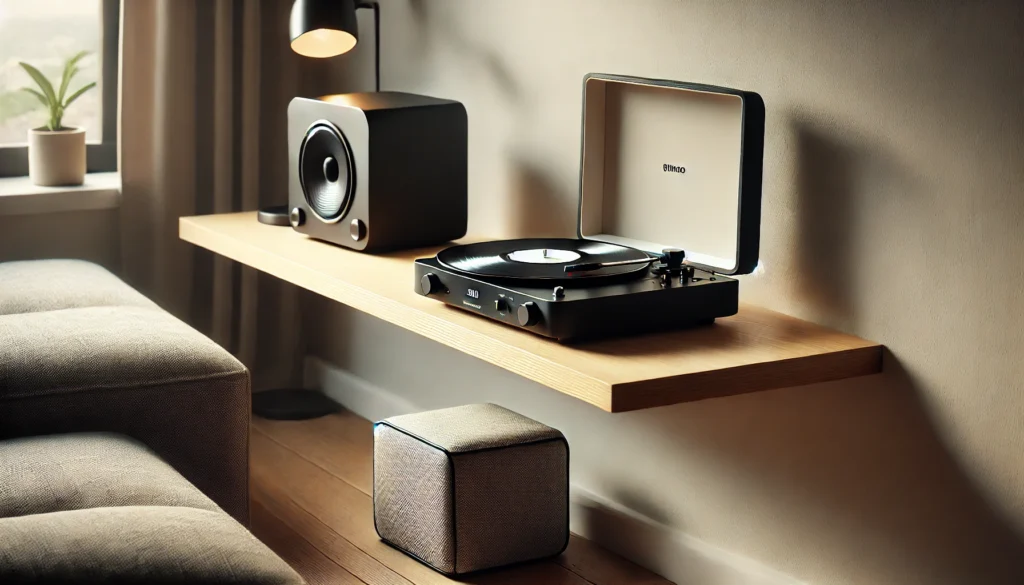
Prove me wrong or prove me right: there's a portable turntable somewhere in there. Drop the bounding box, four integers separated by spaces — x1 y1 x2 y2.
415 73 765 341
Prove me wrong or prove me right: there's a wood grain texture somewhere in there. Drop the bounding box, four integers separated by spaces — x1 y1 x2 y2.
250 411 676 585
251 499 366 585
181 212 883 412
252 484 412 585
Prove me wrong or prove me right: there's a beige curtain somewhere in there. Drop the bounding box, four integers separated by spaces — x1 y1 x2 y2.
119 0 348 390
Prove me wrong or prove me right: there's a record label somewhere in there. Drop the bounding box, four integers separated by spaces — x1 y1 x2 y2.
506 249 581 264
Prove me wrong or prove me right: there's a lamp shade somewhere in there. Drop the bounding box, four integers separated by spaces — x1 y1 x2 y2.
290 0 360 58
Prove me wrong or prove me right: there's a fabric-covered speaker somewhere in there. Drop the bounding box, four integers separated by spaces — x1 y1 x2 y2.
373 403 569 575
287 92 467 252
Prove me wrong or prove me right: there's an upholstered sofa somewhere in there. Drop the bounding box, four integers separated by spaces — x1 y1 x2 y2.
0 259 301 584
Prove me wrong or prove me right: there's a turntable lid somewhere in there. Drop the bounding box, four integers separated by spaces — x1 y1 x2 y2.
576 74 764 275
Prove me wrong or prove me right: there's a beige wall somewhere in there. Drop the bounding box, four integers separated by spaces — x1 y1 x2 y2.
0 209 120 269
306 1 1024 584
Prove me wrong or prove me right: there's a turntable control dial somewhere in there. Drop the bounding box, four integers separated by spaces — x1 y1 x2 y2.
517 302 540 327
420 273 444 295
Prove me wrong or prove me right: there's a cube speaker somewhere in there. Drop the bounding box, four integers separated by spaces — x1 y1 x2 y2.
287 92 467 252
373 403 569 575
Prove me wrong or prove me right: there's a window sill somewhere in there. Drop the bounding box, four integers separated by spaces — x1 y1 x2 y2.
0 172 121 217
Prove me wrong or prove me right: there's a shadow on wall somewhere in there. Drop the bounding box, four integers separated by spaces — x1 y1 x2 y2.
405 0 523 105
506 157 577 238
585 355 1024 585
790 115 923 334
793 120 858 329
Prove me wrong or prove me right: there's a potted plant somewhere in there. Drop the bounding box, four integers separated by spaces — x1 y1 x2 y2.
19 51 96 186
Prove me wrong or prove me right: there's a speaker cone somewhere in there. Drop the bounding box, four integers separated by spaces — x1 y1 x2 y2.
299 121 355 222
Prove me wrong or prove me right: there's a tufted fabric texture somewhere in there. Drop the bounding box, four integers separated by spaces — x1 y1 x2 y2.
0 433 220 518
0 260 157 315
0 507 303 584
379 403 565 453
452 439 568 573
374 425 455 571
374 404 569 574
0 260 251 524
0 433 302 584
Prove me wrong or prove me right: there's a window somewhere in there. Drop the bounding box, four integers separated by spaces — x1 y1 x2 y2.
0 0 118 177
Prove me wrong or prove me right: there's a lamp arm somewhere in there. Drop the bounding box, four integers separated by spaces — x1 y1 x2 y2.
355 1 380 92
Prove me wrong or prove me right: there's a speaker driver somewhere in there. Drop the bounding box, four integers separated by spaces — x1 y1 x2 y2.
299 122 355 222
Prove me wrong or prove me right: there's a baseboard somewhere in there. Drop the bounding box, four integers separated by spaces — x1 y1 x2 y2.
303 356 802 585
569 486 805 585
303 356 418 422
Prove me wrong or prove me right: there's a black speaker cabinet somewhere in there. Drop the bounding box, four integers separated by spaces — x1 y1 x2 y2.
287 92 468 252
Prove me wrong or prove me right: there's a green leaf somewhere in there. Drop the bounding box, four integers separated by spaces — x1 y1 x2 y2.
62 81 96 110
59 66 79 104
52 106 64 130
59 51 88 103
18 62 56 108
19 87 49 108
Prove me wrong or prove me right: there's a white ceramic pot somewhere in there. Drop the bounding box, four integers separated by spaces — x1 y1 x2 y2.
28 127 86 186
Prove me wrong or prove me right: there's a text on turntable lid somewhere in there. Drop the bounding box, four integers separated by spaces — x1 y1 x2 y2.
576 74 765 276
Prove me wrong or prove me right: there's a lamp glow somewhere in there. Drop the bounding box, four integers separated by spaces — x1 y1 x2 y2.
289 0 380 90
291 28 357 58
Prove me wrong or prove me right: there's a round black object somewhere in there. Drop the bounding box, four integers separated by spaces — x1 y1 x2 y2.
517 302 540 327
257 205 292 226
299 122 355 221
323 156 340 182
420 272 443 295
437 238 650 284
252 389 342 420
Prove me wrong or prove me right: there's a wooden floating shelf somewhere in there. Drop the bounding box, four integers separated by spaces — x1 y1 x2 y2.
180 212 882 412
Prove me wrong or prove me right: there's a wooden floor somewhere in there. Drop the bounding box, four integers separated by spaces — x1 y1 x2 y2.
250 411 675 585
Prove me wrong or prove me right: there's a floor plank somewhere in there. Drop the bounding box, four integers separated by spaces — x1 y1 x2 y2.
251 498 367 585
253 411 374 494
252 411 675 584
253 482 413 585
558 537 670 585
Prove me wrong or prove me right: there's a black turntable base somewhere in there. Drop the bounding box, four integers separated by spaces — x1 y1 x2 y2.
414 238 738 341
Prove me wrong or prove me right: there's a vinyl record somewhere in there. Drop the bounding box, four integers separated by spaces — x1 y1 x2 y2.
437 238 651 282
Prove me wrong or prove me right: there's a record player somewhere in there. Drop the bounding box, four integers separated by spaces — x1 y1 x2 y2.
415 74 765 341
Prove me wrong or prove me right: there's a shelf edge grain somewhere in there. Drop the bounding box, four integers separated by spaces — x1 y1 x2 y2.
610 345 883 412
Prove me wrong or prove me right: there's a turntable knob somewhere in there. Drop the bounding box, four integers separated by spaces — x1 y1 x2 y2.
420 273 444 295
517 302 540 327
662 247 685 269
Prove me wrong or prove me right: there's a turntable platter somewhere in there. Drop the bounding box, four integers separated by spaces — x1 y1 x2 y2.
437 238 651 283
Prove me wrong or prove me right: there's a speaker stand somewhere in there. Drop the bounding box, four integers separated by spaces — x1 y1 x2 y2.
252 389 342 420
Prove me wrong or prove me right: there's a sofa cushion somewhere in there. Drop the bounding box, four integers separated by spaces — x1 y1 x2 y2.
0 433 220 519
0 260 156 315
0 305 244 402
0 506 304 584
0 304 251 523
